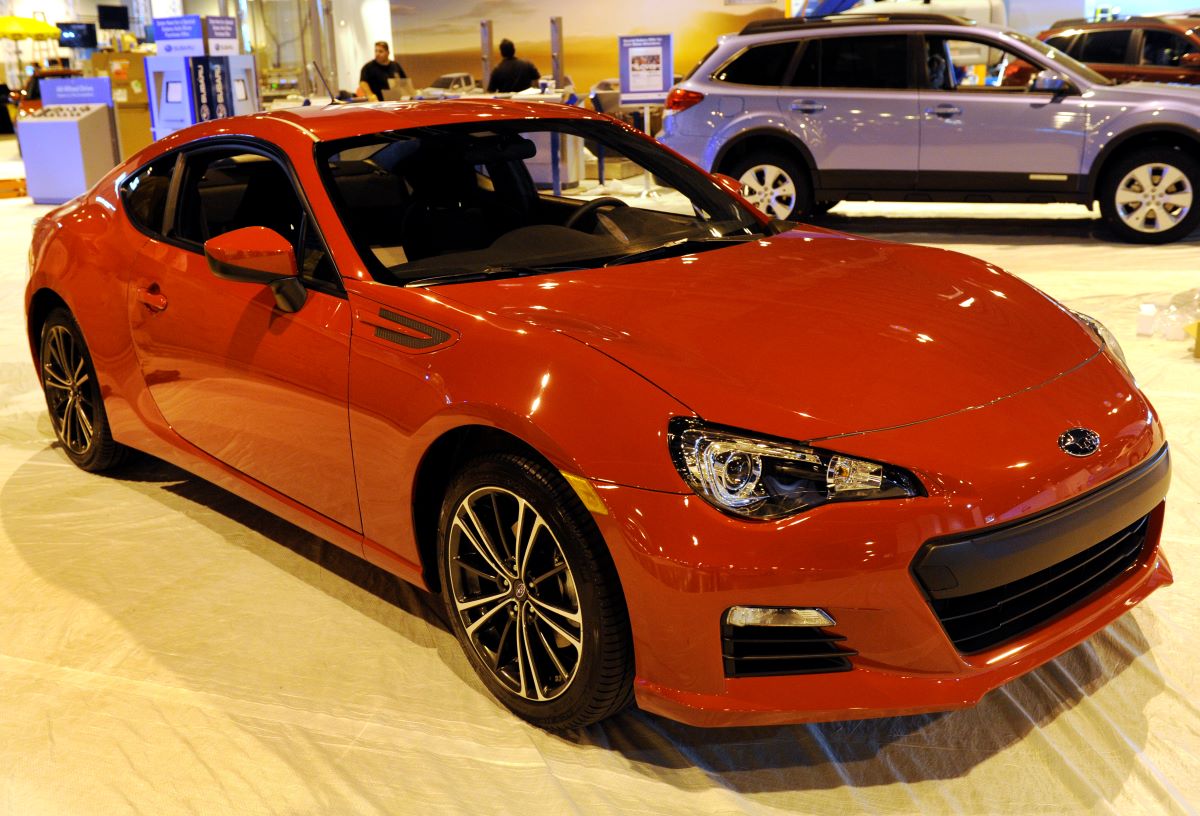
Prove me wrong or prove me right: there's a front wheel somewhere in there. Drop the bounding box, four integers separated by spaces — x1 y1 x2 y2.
38 308 127 472
1099 148 1200 244
727 150 813 221
437 453 634 729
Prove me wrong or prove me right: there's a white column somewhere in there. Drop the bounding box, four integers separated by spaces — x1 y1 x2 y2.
330 0 390 97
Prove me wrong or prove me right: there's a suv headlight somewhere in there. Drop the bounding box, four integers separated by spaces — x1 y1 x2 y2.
667 418 924 520
1072 310 1130 375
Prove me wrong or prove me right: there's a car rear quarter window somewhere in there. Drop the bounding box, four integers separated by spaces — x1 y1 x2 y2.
791 35 912 89
1141 29 1198 66
1076 29 1132 64
1044 33 1076 54
121 154 175 236
714 41 799 86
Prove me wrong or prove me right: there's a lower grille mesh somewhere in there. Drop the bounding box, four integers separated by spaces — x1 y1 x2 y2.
926 514 1150 654
722 624 856 677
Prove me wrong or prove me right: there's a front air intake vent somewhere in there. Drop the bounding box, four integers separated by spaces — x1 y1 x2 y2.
722 624 856 677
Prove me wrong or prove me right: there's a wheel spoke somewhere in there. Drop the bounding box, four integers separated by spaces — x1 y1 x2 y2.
1115 188 1142 206
1158 166 1185 191
61 397 75 448
531 615 570 679
530 602 582 650
73 401 93 447
42 369 70 390
489 493 513 563
455 588 509 613
1131 165 1154 193
528 561 566 588
514 606 531 698
518 608 546 701
465 597 514 637
517 515 548 579
453 510 509 580
1126 205 1149 229
493 615 515 670
453 557 499 583
1163 192 1193 209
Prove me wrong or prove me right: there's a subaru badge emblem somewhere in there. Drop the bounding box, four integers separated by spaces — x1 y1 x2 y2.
1058 428 1101 457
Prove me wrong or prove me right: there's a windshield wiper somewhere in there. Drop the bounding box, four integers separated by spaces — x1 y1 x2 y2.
603 235 755 268
404 263 580 288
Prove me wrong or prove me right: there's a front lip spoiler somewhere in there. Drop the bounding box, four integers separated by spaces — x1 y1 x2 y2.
912 444 1170 600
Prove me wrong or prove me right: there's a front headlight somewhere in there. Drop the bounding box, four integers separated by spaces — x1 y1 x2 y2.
667 418 923 520
1072 310 1130 375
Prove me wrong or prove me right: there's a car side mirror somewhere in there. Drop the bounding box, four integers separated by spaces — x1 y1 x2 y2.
1032 69 1071 95
713 173 743 197
1183 53 1200 67
204 226 307 313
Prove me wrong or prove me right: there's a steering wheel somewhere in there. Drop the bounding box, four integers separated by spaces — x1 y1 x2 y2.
564 196 628 230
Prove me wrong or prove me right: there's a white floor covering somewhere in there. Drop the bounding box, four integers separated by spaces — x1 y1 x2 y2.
0 159 1197 813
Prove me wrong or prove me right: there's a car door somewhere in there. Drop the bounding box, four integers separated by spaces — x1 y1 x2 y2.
780 33 921 191
918 34 1087 192
126 142 361 533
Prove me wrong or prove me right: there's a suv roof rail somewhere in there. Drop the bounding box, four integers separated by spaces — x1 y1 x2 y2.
1049 15 1166 27
739 13 973 36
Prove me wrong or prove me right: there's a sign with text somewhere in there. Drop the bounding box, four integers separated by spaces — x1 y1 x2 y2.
40 77 114 107
205 16 239 55
618 34 674 105
153 15 204 57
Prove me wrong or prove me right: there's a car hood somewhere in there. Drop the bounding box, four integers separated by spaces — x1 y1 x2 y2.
435 228 1101 442
1091 80 1200 108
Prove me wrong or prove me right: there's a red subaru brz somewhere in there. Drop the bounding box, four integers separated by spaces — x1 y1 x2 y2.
24 100 1171 729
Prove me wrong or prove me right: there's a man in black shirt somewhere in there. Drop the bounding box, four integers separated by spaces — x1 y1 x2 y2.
358 41 406 101
487 39 540 93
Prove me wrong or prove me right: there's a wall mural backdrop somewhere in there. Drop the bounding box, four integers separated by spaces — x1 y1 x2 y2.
389 0 784 93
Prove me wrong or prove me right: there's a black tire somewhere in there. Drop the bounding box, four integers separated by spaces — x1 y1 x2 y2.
38 308 127 472
436 453 633 729
726 150 813 221
811 200 840 218
1098 147 1200 244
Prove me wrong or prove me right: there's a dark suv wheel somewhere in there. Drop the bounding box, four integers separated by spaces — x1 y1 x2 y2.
727 150 813 221
1099 147 1200 244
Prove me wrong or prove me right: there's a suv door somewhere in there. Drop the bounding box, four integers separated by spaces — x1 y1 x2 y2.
781 33 920 192
125 143 361 534
917 34 1087 194
1072 27 1139 82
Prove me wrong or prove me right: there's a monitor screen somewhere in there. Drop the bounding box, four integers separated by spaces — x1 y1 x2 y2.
97 5 130 30
165 81 183 103
233 79 248 101
57 22 97 48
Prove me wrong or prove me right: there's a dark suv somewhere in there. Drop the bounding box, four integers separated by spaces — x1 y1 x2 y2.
1038 16 1200 86
660 14 1200 243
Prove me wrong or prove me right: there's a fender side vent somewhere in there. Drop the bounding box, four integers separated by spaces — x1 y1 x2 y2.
375 308 450 349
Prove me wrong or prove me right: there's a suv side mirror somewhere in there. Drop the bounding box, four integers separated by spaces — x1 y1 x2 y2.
1032 69 1071 94
1183 53 1200 67
204 226 307 313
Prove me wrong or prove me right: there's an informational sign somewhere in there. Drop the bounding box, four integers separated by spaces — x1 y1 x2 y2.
205 16 239 56
618 34 674 105
40 77 114 107
153 15 204 57
190 57 233 122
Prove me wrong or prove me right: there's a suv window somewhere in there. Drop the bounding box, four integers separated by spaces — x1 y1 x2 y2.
1141 29 1198 66
790 35 911 89
122 154 176 236
1076 29 1131 63
1043 33 1076 53
715 41 798 86
173 148 338 286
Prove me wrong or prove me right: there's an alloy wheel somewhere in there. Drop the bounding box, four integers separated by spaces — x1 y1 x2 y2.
446 486 584 702
41 323 95 456
738 164 797 221
1114 162 1193 234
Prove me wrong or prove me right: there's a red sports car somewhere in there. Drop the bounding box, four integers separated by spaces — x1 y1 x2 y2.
24 100 1172 729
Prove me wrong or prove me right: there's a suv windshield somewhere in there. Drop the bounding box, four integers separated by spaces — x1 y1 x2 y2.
317 118 766 286
1005 30 1114 85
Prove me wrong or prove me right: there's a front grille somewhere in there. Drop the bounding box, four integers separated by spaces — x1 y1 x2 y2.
722 624 856 677
925 514 1150 654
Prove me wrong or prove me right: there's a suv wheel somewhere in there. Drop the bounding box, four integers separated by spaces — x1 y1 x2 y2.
728 151 812 221
1100 148 1200 244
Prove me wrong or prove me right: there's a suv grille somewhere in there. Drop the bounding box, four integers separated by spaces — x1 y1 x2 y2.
924 514 1150 654
722 624 856 677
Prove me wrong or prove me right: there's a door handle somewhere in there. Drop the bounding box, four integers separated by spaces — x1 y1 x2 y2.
789 99 826 114
925 104 962 119
136 284 168 312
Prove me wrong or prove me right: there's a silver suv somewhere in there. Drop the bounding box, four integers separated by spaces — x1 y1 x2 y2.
660 13 1200 243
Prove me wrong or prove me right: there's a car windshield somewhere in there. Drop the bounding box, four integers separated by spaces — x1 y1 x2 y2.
1004 30 1115 85
317 117 767 286
430 76 456 89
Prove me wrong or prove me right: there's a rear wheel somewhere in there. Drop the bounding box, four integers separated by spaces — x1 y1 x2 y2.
1099 148 1200 244
38 308 127 472
728 150 812 221
437 453 634 729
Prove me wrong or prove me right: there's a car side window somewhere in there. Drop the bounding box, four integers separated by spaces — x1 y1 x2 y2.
1044 34 1076 54
1076 29 1132 64
790 36 912 89
172 148 339 287
927 37 1043 91
121 154 176 236
714 41 798 86
1141 30 1198 66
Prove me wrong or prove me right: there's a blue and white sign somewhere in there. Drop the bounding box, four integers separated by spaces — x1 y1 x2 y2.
40 77 114 107
205 16 239 55
618 34 674 105
153 15 204 57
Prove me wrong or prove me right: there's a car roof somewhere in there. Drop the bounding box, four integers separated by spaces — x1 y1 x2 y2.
1045 16 1200 33
738 13 975 36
